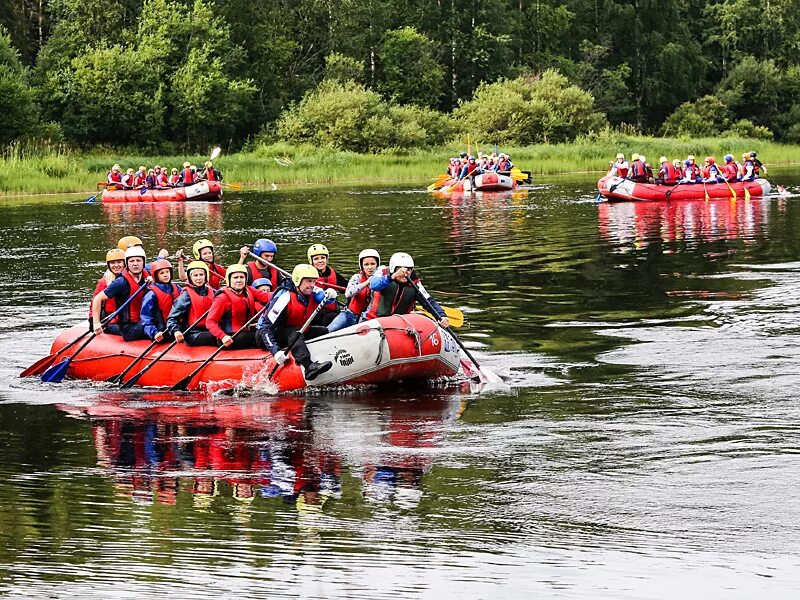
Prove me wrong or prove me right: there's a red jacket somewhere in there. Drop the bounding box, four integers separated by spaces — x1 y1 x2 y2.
206 286 272 339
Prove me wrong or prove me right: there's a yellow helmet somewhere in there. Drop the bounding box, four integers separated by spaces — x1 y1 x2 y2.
192 239 214 260
186 260 209 280
292 264 319 286
631 153 640 161
117 235 143 251
183 161 191 168
204 161 212 168
616 153 624 159
225 263 248 286
307 243 329 263
687 154 695 161
105 248 125 262
659 156 667 163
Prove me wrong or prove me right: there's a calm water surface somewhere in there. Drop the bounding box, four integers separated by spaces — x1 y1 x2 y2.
2 173 800 598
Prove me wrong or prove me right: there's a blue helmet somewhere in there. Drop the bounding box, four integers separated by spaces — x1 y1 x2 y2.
683 159 691 166
253 238 277 256
724 154 733 163
252 277 272 289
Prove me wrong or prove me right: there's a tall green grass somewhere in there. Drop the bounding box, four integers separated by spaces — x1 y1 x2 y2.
2 134 799 197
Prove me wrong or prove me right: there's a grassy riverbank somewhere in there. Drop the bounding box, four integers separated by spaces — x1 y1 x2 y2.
2 135 799 196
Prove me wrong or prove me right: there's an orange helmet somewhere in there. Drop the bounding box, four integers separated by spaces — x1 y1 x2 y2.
704 156 715 165
105 248 125 263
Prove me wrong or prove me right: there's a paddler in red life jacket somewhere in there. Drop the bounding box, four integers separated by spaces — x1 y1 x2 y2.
749 151 767 176
740 152 756 181
89 248 126 333
251 278 274 312
177 239 227 289
133 167 146 189
238 238 283 287
686 155 702 181
721 154 739 181
308 243 347 324
365 252 449 328
657 156 679 185
702 156 723 183
91 246 152 341
120 168 135 189
107 164 122 188
327 248 380 333
256 264 336 381
140 259 182 342
457 156 483 187
180 161 195 186
626 153 648 183
166 261 219 347
155 166 169 188
206 264 273 349
608 153 629 178
169 168 180 186
202 161 221 182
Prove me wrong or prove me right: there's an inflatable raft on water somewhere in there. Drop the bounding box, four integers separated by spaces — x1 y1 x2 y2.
102 181 223 203
598 175 771 202
48 313 461 392
439 172 517 193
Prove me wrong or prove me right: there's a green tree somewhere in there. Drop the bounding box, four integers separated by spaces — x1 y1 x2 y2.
661 95 731 137
0 26 40 142
377 27 444 107
324 53 365 84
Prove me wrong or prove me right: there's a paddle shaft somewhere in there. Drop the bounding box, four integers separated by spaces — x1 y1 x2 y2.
120 307 212 388
247 252 290 277
408 279 483 382
267 301 326 380
170 304 269 391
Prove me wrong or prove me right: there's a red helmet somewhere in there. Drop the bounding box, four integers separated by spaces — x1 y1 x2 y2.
705 156 715 165
150 259 173 276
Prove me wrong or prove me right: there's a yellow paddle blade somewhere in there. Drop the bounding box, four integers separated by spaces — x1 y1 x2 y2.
415 304 464 328
428 175 450 191
744 186 751 201
509 168 527 181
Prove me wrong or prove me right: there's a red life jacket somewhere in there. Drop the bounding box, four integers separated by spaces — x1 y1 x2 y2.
247 261 279 288
315 266 339 312
722 163 738 180
284 290 318 328
133 174 144 187
347 273 371 315
629 160 646 179
617 165 629 178
108 171 122 183
661 161 679 184
150 283 182 328
91 276 118 321
221 287 257 332
183 167 195 185
689 163 701 179
206 168 217 181
185 285 214 327
157 173 169 187
205 261 226 289
169 174 180 185
120 270 146 323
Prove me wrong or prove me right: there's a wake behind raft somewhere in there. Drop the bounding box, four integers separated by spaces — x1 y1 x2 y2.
44 314 461 392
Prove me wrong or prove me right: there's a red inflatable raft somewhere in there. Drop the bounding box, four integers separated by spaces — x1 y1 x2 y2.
47 313 461 392
102 181 223 203
438 172 517 193
598 175 771 202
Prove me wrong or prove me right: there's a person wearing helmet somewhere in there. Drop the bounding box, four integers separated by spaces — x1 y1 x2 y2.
107 164 123 188
740 152 756 181
327 249 381 332
239 238 283 288
206 264 273 349
168 168 180 186
201 161 222 182
177 239 226 289
307 243 347 322
257 264 336 381
626 153 647 183
155 166 169 188
366 252 448 328
656 156 679 186
721 154 739 181
180 161 195 186
116 235 170 274
701 156 722 183
145 168 157 189
608 153 629 178
457 155 483 187
749 151 767 176
139 260 182 342
91 246 152 341
88 248 126 333
166 261 218 346
132 166 146 189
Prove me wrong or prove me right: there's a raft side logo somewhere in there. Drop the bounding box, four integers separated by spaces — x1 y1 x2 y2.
334 349 354 367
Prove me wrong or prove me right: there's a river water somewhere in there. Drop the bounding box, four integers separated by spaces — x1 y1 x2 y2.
1 174 800 598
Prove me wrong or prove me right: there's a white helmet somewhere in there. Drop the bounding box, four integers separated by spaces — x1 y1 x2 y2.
124 246 147 261
358 248 380 269
389 252 414 273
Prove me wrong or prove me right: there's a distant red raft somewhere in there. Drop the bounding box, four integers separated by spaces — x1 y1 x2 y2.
439 172 517 193
48 313 461 392
598 175 771 202
101 181 223 203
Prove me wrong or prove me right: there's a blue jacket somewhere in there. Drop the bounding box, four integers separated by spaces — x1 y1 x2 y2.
140 282 180 340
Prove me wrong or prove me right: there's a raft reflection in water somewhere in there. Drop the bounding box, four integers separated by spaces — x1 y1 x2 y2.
58 391 466 510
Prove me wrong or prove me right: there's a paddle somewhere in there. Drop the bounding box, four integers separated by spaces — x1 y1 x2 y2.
407 278 485 384
39 282 149 383
427 174 451 191
119 307 212 389
169 305 268 391
664 179 686 201
107 336 161 384
703 179 710 202
721 176 737 201
221 182 242 190
267 301 326 381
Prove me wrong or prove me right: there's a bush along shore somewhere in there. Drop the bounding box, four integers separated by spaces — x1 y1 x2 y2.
1 135 799 197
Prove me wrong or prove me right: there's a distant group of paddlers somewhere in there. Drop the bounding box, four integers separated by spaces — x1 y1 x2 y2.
608 151 767 185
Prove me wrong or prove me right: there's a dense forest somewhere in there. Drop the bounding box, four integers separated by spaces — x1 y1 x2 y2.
1 0 798 151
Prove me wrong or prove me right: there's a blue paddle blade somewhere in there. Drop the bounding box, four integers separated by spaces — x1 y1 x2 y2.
40 357 71 383
85 194 97 203
140 187 147 195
